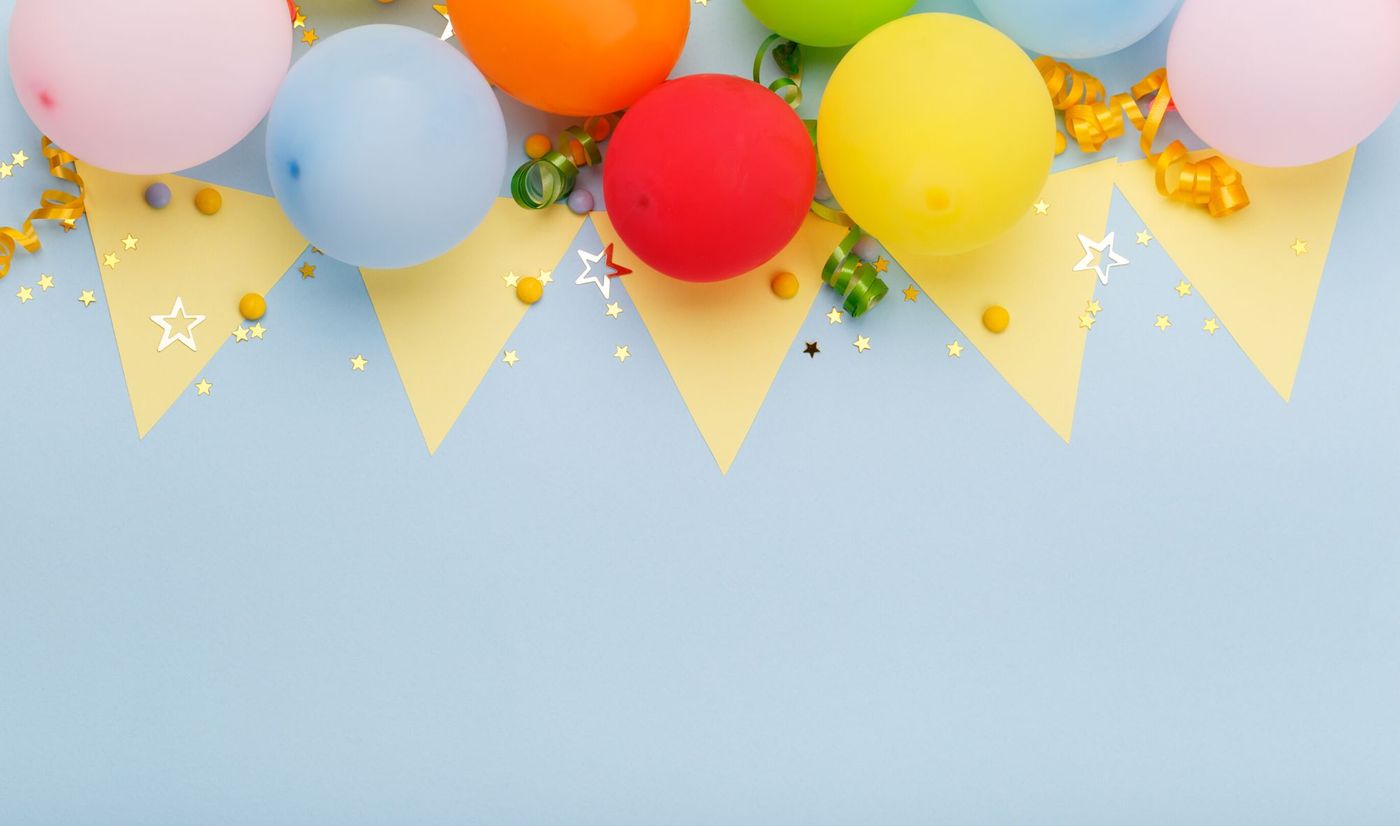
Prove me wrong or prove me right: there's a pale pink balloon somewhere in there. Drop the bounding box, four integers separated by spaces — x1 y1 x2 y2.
1168 0 1400 168
7 0 292 174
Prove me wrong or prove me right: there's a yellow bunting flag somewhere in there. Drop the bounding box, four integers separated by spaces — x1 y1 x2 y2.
1116 150 1355 400
361 200 586 454
592 212 848 474
80 163 309 437
889 158 1120 441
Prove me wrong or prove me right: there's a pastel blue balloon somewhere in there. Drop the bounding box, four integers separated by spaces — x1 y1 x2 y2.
266 25 506 269
973 0 1180 59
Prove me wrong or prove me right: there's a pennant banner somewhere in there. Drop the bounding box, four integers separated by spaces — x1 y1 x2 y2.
889 159 1119 441
362 200 587 454
1116 150 1355 400
80 163 309 437
593 212 848 473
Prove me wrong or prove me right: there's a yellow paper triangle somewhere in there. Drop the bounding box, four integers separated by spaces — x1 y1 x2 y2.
888 158 1120 441
80 163 309 437
1116 150 1354 400
592 213 848 473
361 200 586 454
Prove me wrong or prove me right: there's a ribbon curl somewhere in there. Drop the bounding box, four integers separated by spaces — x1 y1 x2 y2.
0 137 87 281
753 33 804 109
510 114 620 210
1036 57 1249 218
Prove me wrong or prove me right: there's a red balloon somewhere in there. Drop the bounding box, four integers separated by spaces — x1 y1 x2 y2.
603 74 817 282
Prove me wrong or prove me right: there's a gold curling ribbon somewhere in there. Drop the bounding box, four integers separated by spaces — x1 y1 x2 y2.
1037 57 1249 218
0 137 86 281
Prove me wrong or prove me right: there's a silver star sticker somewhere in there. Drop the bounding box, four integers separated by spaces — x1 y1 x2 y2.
1073 232 1130 286
575 247 613 300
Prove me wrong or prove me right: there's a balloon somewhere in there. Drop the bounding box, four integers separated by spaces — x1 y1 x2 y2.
265 25 506 269
741 0 914 48
603 74 816 282
449 0 689 117
1168 0 1400 168
818 14 1054 257
973 0 1180 59
6 0 290 175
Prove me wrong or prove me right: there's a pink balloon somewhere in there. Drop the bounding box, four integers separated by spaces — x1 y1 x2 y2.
1168 0 1400 168
7 0 292 175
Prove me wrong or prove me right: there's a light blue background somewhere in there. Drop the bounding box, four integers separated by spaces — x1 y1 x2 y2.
2 2 1397 823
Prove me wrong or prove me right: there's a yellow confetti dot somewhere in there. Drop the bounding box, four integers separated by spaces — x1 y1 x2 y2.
982 305 1010 334
516 276 544 305
524 134 552 160
770 271 799 300
239 293 267 321
194 187 222 216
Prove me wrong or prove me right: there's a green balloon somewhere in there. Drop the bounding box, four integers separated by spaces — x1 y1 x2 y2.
742 0 915 47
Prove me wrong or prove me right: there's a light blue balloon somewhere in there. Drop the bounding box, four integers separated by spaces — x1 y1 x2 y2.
973 0 1180 59
266 25 506 269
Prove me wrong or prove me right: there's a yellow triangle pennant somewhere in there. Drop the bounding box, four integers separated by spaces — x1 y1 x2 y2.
80 163 309 437
361 200 586 454
888 158 1119 441
591 213 848 474
1116 150 1355 400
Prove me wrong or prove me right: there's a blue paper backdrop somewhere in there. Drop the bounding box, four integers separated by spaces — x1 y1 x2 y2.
2 1 1397 822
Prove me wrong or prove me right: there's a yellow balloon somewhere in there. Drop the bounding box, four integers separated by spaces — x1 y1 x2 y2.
818 14 1054 257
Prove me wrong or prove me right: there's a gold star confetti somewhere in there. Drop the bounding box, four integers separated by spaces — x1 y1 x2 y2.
873 257 890 273
1291 238 1309 256
826 307 844 324
292 5 306 28
605 302 623 319
1154 314 1172 331
78 290 97 307
299 262 316 279
249 323 267 340
37 274 54 291
350 354 368 371
902 284 920 302
232 326 251 343
696 0 709 6
301 28 318 46
1078 312 1097 330
1136 230 1153 246
102 252 120 269
502 350 520 367
613 345 631 363
1174 280 1193 297
1032 200 1049 215
195 378 213 396
16 286 33 304
1085 299 1103 315
503 271 520 288
60 219 76 233
946 340 964 357
121 234 139 251
538 270 554 286
1203 318 1221 335
11 150 28 167
853 335 872 353
0 162 12 179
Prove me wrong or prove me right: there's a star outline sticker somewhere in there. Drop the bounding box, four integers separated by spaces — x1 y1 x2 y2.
1073 232 1130 286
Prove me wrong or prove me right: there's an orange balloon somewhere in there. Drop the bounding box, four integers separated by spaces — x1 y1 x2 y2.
449 0 690 117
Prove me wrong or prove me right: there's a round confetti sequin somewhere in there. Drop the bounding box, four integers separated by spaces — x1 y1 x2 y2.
771 271 799 300
144 182 172 209
982 305 1011 334
516 275 544 305
567 188 594 215
524 134 551 160
194 187 222 216
239 293 267 321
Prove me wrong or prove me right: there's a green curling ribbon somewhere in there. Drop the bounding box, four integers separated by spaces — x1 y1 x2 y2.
753 33 803 109
511 115 619 210
822 227 889 318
